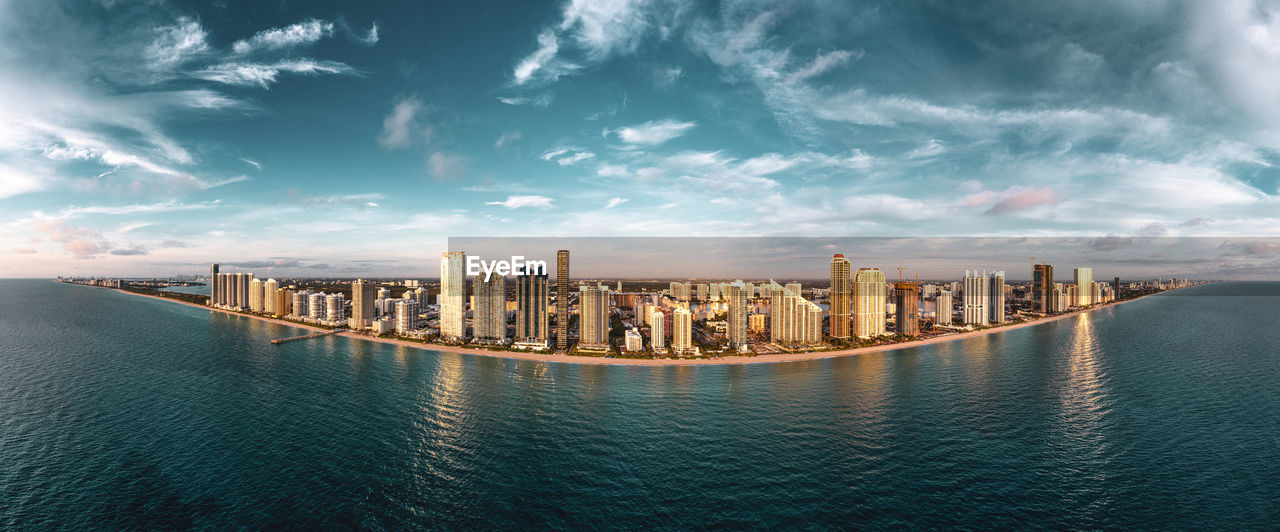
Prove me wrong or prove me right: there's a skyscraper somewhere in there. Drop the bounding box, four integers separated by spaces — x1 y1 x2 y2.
829 254 852 338
768 280 823 345
1074 267 1093 306
578 284 609 349
395 299 420 334
262 279 278 314
650 310 665 350
963 270 989 326
515 272 548 344
440 251 466 339
351 279 374 329
249 278 263 312
1033 264 1054 314
325 293 344 323
894 281 919 336
473 273 506 342
988 271 1006 324
726 281 749 352
672 307 692 355
936 290 953 325
308 292 326 320
556 250 570 352
209 263 219 306
853 268 887 338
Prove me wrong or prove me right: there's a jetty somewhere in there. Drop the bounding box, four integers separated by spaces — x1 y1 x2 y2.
271 329 344 345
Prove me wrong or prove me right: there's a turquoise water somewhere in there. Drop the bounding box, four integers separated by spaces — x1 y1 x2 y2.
1 280 1277 528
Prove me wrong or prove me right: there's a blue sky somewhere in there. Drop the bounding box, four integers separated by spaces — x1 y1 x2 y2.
2 0 1280 278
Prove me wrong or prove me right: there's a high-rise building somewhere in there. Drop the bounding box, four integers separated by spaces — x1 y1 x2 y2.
515 272 548 343
988 271 1006 324
1033 264 1054 314
650 310 665 350
440 251 466 339
936 290 953 325
963 270 989 326
672 307 693 355
292 290 310 317
263 279 279 314
308 292 326 320
351 279 374 329
894 282 919 336
209 263 219 306
473 273 506 342
276 288 292 316
395 299 420 333
1113 276 1121 298
249 278 263 312
325 293 345 323
769 280 822 345
578 284 610 349
726 281 749 352
556 250 570 352
853 268 887 338
829 254 852 338
1074 267 1093 306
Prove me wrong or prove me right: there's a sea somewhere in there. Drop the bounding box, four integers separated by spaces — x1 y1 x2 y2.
1 279 1277 529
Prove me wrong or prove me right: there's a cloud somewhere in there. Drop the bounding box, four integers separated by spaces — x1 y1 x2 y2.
12 247 37 254
232 19 335 55
378 96 427 149
605 197 629 208
145 17 209 73
905 139 946 159
239 157 262 170
1090 235 1134 252
192 59 359 88
982 187 1060 215
32 220 113 259
110 245 149 256
511 0 683 85
542 147 595 165
1138 222 1169 237
160 240 191 248
427 151 468 181
485 195 555 209
495 130 522 148
787 49 860 83
496 93 555 107
514 30 580 85
606 119 696 145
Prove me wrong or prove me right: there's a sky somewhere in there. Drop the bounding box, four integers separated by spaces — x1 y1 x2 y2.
2 0 1280 279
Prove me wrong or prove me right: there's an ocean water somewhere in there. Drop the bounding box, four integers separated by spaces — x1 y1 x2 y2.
1 279 1277 529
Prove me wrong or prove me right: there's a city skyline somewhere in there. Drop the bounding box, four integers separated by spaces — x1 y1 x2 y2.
4 1 1280 278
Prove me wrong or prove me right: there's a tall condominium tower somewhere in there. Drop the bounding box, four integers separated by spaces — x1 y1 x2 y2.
308 292 326 320
556 250 570 352
650 310 665 350
768 280 823 345
473 273 506 342
578 284 609 348
726 281 749 352
963 270 989 326
262 279 279 314
1033 264 1054 314
325 293 345 322
351 279 374 329
853 268 887 338
1074 267 1093 306
395 300 420 333
936 290 953 325
515 272 548 343
1113 277 1121 297
988 271 1006 324
829 254 852 338
894 281 919 336
440 251 466 339
209 263 219 306
672 307 692 355
249 278 264 312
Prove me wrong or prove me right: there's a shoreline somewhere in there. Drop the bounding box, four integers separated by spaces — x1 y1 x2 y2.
105 284 1171 366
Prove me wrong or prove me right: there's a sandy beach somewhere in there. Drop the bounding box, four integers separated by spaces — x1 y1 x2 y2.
112 286 1160 366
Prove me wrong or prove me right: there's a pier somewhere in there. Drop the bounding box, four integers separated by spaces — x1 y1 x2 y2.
271 329 344 345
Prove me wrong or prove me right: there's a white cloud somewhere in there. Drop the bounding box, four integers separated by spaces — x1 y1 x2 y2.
607 119 696 145
427 151 468 181
605 197 629 208
495 130 522 148
145 17 209 72
240 157 262 170
485 195 555 208
232 19 334 55
496 93 555 107
787 49 859 83
541 147 594 165
511 0 680 85
513 30 580 85
378 96 426 149
192 59 359 88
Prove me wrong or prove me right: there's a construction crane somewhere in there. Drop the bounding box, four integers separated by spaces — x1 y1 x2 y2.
896 265 907 281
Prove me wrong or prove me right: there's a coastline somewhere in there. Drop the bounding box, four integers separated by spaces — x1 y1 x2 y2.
105 284 1170 366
